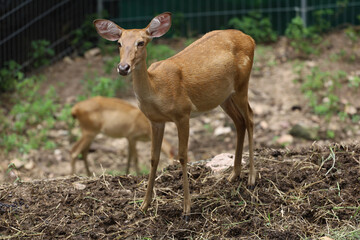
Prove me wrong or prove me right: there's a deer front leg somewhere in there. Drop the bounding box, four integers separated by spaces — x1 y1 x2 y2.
140 122 165 212
175 116 191 217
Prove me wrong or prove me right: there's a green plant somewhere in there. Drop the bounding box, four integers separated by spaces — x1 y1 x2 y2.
311 9 334 33
104 56 120 75
228 12 277 43
169 12 185 37
30 40 55 68
285 16 321 55
72 11 110 55
184 38 196 47
83 72 126 98
345 26 359 44
58 103 76 142
301 67 347 120
1 75 60 153
0 61 24 92
348 75 360 88
146 42 176 65
6 163 21 183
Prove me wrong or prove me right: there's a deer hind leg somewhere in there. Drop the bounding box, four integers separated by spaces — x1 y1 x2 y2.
126 139 139 175
174 116 191 217
81 145 91 176
231 93 256 187
70 133 95 176
140 122 165 212
221 96 246 182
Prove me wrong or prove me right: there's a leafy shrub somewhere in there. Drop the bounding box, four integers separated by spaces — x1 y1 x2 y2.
0 61 24 92
30 40 55 68
1 76 60 153
311 9 334 33
146 42 176 65
228 12 277 43
300 67 347 119
72 11 111 55
285 16 322 55
83 73 126 98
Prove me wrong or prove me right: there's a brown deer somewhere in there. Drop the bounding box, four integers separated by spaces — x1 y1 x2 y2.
94 12 255 217
70 96 174 176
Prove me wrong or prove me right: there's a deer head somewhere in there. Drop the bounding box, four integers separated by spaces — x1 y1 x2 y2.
94 12 172 76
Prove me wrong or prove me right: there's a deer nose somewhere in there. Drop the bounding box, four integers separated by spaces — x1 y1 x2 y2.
118 63 130 76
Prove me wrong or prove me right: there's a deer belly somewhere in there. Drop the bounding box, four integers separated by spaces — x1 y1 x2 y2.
188 78 234 112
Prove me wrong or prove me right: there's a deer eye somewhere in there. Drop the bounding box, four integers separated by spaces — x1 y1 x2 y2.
118 42 122 47
137 41 145 47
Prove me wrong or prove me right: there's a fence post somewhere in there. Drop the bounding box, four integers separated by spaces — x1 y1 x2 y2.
300 0 307 27
97 0 103 18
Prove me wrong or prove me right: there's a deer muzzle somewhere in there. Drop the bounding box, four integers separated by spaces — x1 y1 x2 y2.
117 63 131 76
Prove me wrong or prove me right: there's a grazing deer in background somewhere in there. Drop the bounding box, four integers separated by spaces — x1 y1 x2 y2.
94 12 255 218
70 96 174 176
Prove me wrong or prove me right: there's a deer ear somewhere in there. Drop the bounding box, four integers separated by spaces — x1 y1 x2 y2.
94 19 122 41
146 12 172 38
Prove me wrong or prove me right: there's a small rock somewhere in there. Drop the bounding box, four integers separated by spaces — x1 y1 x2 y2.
73 182 86 190
260 121 269 129
214 126 232 136
9 159 25 169
252 104 268 115
306 61 316 68
344 105 357 115
84 48 101 59
63 56 73 64
206 153 245 174
24 160 34 170
54 149 63 162
289 124 318 140
319 237 334 240
276 134 293 146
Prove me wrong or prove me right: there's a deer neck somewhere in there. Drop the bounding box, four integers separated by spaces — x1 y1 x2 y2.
132 57 154 101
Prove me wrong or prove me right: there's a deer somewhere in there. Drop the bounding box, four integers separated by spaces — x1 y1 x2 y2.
70 96 174 176
93 12 255 218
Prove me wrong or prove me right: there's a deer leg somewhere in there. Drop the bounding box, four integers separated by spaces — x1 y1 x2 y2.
126 139 139 175
140 122 165 212
70 133 94 176
232 94 256 187
221 96 246 182
246 102 255 186
175 116 191 216
81 145 91 176
70 138 83 175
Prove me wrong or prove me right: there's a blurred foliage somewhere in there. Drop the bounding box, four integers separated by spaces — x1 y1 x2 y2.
228 12 277 43
30 40 55 68
294 64 350 121
285 16 322 55
81 72 126 99
0 61 24 93
0 75 60 153
72 11 112 56
146 42 176 65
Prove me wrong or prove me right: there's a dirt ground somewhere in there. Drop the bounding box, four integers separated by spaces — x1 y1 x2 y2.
1 144 360 239
1 29 360 239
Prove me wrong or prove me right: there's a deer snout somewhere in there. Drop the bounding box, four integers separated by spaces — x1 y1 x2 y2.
117 63 131 76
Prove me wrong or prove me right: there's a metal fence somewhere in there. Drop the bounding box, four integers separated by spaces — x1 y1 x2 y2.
1 0 360 71
106 0 360 36
0 0 97 70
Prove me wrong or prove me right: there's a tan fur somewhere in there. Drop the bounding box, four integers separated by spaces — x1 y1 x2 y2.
94 12 256 217
70 96 173 176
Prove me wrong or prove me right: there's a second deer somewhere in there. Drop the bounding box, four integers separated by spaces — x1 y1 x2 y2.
70 96 173 176
94 12 255 217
